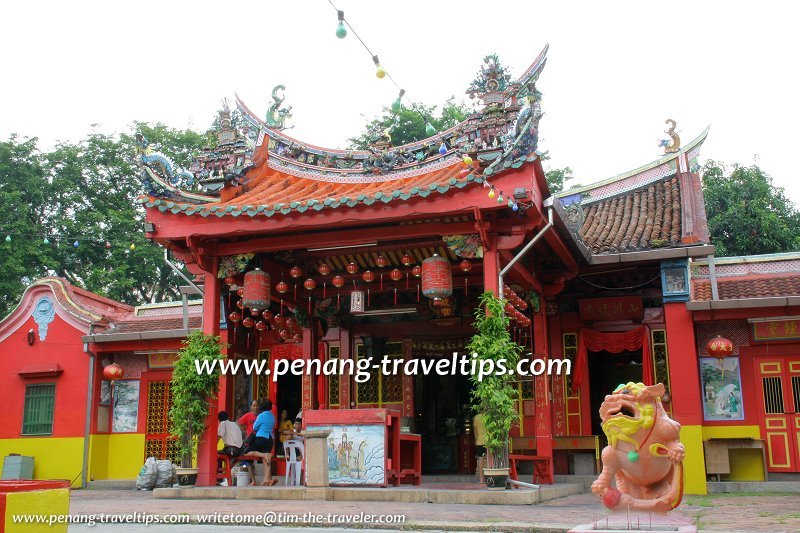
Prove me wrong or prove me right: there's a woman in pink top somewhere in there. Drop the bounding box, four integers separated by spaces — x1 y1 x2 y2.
237 400 258 436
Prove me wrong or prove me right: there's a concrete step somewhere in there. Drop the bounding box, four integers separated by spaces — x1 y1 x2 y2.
707 481 800 493
153 482 584 505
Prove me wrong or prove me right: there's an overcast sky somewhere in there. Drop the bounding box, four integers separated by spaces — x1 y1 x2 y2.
1 1 797 200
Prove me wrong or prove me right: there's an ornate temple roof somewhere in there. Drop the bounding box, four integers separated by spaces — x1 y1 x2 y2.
553 128 712 261
134 48 549 217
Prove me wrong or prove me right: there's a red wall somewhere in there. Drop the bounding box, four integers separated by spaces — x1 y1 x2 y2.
0 313 88 439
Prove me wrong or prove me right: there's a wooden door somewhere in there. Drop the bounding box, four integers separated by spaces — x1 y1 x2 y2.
757 358 800 472
144 380 181 463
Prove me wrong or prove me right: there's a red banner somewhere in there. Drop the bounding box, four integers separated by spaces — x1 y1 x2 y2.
579 296 644 322
752 319 800 342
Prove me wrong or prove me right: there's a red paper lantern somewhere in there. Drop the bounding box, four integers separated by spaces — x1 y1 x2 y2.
292 333 302 342
401 254 415 267
303 278 317 291
362 270 375 283
505 303 515 314
289 266 303 279
346 262 359 274
375 255 389 268
459 259 472 273
228 311 242 323
236 287 244 297
279 329 291 340
262 310 274 321
389 268 403 281
236 300 244 310
706 336 734 358
286 317 297 329
242 317 254 328
103 363 124 382
411 265 422 278
274 315 286 326
255 320 267 332
276 281 289 294
421 254 453 300
224 276 235 286
242 268 270 312
317 263 331 276
332 275 345 288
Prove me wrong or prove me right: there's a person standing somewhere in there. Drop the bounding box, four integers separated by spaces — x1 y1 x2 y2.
236 400 259 485
237 400 258 437
473 412 487 484
251 399 278 486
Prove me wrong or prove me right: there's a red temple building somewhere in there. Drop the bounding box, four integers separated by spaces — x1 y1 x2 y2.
4 46 800 495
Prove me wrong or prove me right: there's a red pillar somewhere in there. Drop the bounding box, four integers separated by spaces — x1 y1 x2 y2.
482 238 499 295
663 302 707 494
301 327 314 411
532 305 554 480
196 261 222 487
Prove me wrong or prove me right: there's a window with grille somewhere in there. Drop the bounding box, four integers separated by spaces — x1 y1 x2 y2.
763 377 785 414
356 342 403 406
328 346 340 407
650 329 672 415
22 384 55 435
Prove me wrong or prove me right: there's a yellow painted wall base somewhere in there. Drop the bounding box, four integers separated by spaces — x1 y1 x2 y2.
3 488 70 533
0 438 83 488
88 433 145 480
680 425 707 495
701 425 765 481
729 449 766 481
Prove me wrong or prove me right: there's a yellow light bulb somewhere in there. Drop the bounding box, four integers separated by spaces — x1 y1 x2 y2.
462 156 473 166
376 65 386 79
488 189 495 199
129 243 136 251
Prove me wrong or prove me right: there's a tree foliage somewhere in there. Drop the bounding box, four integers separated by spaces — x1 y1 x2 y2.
0 124 206 318
349 98 470 149
702 160 800 257
467 292 522 467
169 332 224 466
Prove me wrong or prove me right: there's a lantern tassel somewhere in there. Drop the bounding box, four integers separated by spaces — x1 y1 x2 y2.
323 281 327 299
308 296 312 315
380 273 383 292
394 288 397 306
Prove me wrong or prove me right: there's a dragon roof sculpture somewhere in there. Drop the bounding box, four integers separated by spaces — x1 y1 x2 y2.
134 46 551 208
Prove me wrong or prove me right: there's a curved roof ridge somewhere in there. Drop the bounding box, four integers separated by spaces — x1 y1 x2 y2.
556 126 710 199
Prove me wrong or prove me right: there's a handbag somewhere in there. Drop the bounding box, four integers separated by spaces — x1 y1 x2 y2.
239 432 256 455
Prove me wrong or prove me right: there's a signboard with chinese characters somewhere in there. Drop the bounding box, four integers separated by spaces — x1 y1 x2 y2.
147 353 178 369
752 319 800 342
578 296 644 322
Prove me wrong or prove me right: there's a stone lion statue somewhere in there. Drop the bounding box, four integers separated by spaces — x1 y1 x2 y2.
591 382 684 513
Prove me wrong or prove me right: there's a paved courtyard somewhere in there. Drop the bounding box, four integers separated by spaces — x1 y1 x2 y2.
65 489 800 532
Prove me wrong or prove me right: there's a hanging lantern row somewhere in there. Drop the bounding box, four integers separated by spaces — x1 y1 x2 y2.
503 286 529 312
483 179 526 212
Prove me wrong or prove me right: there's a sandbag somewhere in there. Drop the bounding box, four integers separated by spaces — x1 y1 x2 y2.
135 457 158 491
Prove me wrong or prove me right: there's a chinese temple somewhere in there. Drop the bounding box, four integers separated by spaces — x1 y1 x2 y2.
5 45 800 495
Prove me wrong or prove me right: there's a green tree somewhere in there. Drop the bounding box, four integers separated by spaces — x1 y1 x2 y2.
0 123 207 318
349 98 470 149
702 160 800 257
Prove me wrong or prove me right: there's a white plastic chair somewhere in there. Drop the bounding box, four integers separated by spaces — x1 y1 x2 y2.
284 439 304 486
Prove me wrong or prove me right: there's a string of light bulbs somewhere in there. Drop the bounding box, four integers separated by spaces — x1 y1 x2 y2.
1 230 141 251
329 1 526 213
327 0 438 136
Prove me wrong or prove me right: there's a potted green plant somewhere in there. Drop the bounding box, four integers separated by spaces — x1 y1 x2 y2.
467 291 522 490
169 331 224 486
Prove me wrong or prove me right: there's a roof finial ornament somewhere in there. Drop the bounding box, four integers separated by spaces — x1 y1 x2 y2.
266 85 293 130
659 119 681 154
